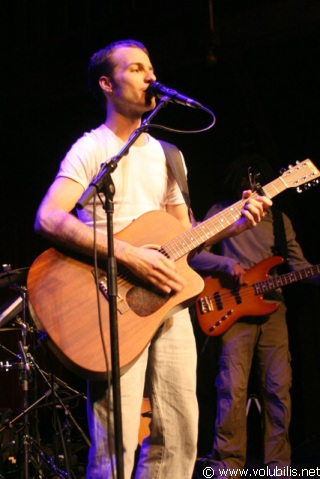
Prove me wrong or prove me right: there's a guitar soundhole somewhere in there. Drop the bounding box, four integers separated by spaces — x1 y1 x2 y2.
126 286 170 317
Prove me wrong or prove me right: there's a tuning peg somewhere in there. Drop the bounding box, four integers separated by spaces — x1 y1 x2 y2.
280 167 286 175
296 187 303 193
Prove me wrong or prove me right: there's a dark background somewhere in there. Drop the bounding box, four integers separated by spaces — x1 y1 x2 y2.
1 0 320 465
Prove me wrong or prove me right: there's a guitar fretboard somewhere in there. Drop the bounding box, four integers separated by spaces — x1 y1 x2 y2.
159 177 287 260
255 264 320 294
157 159 319 261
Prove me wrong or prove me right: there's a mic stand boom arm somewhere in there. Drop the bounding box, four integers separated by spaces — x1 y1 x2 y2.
76 97 170 479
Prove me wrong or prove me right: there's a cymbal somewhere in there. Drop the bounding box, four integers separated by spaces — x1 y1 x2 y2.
0 267 29 289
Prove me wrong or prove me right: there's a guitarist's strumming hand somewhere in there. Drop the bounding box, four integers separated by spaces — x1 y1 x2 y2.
116 240 186 295
230 263 247 286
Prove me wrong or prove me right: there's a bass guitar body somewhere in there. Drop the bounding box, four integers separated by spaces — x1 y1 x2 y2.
196 256 284 336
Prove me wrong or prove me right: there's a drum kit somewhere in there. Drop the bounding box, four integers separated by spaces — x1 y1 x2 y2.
0 265 90 479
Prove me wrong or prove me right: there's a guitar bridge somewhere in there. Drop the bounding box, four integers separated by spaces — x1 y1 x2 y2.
98 277 130 314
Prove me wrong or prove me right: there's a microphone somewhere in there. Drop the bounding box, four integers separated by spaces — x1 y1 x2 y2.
146 81 203 109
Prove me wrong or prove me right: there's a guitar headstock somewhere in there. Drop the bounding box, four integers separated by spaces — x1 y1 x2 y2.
279 159 320 192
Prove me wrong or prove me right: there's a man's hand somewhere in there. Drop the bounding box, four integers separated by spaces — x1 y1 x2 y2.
229 262 247 285
234 190 272 234
116 241 186 294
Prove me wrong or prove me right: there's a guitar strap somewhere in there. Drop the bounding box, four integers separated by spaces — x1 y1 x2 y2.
159 140 195 223
272 207 288 262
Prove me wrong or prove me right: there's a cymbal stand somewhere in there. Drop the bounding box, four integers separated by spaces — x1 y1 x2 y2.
0 283 66 478
0 383 64 477
0 272 31 478
0 342 22 365
16 285 31 479
28 351 91 476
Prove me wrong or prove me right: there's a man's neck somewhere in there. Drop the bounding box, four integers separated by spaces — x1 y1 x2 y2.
105 112 147 146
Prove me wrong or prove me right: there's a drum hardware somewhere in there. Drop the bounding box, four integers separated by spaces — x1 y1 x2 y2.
0 344 89 478
0 266 90 477
30 352 90 446
0 265 29 290
0 327 21 332
2 335 89 477
0 384 59 434
26 352 90 478
0 359 24 371
0 384 71 478
0 295 23 328
0 341 24 371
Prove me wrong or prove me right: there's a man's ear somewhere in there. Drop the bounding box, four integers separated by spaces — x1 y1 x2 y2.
99 76 113 94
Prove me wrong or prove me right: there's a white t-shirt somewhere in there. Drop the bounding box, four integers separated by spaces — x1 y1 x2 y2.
57 124 185 234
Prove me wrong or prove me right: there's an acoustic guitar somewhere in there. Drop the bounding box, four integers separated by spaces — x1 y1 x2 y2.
196 255 320 336
27 159 319 379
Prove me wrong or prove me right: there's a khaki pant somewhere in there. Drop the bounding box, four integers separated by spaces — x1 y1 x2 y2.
210 302 292 474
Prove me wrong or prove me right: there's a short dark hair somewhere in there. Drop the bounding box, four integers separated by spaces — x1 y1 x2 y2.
88 39 149 109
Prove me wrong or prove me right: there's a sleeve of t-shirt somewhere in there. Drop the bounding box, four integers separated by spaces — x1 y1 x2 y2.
56 131 107 190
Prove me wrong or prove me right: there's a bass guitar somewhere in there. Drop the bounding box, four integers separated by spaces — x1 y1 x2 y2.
196 256 320 336
27 159 319 379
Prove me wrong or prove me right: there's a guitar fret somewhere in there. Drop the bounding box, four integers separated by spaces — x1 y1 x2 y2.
227 206 243 221
197 223 218 239
166 231 204 260
264 179 284 198
163 201 254 261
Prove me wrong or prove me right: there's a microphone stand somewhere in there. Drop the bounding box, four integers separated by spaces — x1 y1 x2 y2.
77 97 170 479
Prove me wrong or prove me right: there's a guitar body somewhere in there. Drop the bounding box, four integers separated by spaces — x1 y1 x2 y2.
27 211 204 380
196 256 284 336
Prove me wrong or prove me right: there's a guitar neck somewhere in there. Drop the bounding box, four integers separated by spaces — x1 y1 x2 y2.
160 159 319 261
255 264 320 295
160 178 285 261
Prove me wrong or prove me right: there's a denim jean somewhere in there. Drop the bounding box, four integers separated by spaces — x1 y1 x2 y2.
86 308 198 478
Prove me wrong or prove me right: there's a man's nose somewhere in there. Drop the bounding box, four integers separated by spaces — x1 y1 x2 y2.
146 71 156 83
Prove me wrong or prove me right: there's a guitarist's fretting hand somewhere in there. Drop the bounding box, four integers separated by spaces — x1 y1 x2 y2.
204 190 272 247
239 190 272 228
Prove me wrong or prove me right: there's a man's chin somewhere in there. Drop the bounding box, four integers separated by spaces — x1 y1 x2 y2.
144 94 157 110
